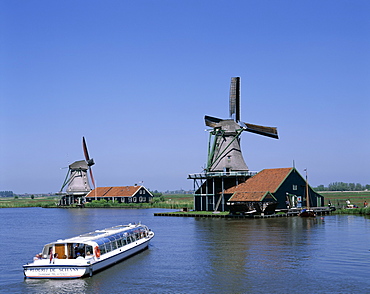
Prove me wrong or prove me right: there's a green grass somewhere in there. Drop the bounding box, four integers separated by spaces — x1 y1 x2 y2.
167 210 230 215
0 197 58 208
84 198 193 209
333 207 370 215
319 191 370 208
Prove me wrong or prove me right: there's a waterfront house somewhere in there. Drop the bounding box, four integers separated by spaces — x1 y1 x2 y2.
224 167 324 213
85 185 153 203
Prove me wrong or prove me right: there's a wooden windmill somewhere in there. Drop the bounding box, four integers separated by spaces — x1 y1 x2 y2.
205 77 279 173
60 137 96 196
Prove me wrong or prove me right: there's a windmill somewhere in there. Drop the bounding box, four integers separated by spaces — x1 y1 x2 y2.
205 77 279 173
59 137 96 199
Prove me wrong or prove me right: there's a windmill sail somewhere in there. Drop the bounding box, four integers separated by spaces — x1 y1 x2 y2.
243 123 279 139
205 115 223 128
229 77 240 122
82 137 95 189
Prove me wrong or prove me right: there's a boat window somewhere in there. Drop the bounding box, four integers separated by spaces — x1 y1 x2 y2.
111 241 117 250
108 236 116 242
43 246 52 258
117 239 122 247
106 242 112 252
122 237 127 245
99 244 107 255
95 239 105 245
73 243 86 258
85 245 93 256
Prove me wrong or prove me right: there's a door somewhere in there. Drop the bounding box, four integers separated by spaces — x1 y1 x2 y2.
55 244 66 259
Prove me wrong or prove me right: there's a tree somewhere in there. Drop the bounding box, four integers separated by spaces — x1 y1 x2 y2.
315 185 326 191
355 183 363 191
0 191 14 197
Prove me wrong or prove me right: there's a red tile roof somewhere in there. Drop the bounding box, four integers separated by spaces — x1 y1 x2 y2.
229 191 275 202
224 168 293 195
86 186 142 198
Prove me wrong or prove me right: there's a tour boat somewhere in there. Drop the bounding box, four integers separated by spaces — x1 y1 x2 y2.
23 223 154 279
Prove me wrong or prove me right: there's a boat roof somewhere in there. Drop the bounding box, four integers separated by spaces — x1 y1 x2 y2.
50 223 146 245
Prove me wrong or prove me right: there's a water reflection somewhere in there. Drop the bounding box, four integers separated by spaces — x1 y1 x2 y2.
192 217 329 292
24 278 88 294
195 219 252 290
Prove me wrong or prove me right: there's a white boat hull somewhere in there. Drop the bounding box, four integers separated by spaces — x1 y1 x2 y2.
24 265 89 279
24 230 153 279
91 237 150 274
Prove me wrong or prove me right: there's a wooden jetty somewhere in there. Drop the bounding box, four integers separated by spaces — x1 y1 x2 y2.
154 207 331 219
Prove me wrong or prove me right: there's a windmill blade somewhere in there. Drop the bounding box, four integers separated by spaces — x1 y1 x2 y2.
89 168 96 189
82 137 90 161
243 122 279 139
229 77 240 122
82 137 96 189
82 137 95 166
205 115 223 128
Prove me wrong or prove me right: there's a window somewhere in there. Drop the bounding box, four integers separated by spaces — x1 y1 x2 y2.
85 245 93 256
99 245 106 255
106 243 112 252
293 185 297 190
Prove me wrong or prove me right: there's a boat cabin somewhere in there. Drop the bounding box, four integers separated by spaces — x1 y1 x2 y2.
41 226 149 260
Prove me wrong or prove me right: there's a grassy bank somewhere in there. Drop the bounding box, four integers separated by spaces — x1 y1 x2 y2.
0 194 194 209
84 198 193 209
0 197 58 208
333 207 370 215
319 191 370 208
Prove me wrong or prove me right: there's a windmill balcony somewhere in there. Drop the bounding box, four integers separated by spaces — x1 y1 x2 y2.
188 171 257 179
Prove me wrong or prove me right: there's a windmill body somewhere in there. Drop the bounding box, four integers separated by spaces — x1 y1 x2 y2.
66 160 93 195
207 119 249 172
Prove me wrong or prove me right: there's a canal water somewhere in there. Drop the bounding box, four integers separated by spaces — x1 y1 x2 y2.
1 207 370 293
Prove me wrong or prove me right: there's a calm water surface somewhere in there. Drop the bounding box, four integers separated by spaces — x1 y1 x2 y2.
1 208 370 293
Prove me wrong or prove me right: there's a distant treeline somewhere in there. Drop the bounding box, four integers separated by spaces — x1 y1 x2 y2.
0 191 14 197
315 182 370 191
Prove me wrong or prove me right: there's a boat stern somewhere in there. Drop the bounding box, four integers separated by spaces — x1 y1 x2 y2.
23 259 92 279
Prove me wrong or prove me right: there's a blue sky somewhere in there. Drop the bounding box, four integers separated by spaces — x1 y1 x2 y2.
1 0 369 194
